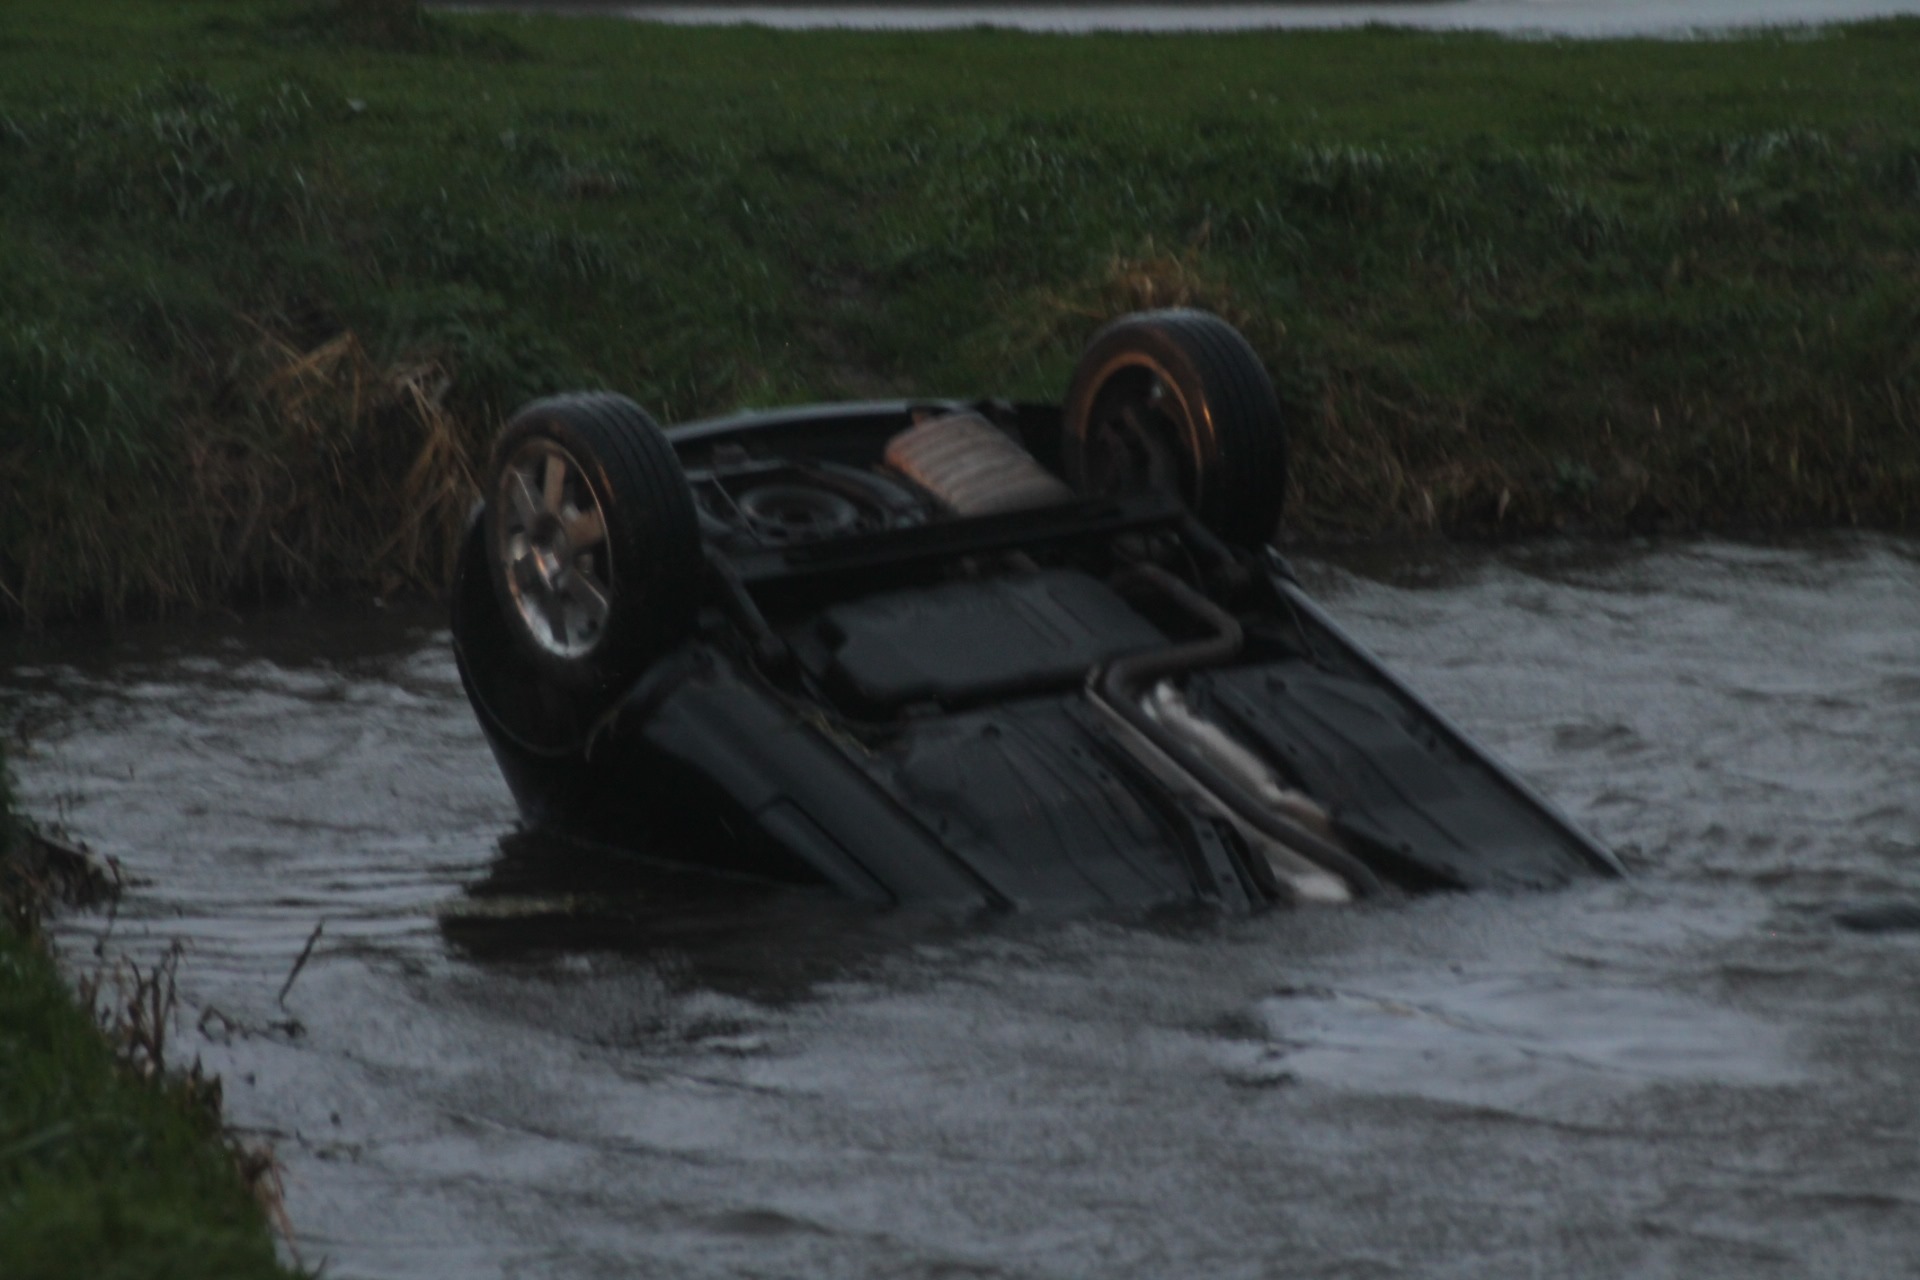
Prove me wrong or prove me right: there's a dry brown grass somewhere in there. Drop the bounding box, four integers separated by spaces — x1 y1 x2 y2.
1028 254 1920 542
1017 249 1538 538
1011 239 1267 352
251 327 482 594
1 326 488 625
76 941 300 1258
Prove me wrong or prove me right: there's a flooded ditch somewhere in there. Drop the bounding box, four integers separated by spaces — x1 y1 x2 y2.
4 536 1918 1278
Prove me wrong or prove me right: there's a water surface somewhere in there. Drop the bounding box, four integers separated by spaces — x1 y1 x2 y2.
5 536 1918 1278
450 0 1920 34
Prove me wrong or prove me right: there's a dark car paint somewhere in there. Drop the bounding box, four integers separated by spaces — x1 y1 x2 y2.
453 398 1623 913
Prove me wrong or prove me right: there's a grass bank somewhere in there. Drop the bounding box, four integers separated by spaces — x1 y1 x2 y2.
3 2 1917 622
0 741 293 1278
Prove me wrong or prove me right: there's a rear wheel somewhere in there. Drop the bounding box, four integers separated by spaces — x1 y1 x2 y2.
1062 309 1289 547
485 393 702 693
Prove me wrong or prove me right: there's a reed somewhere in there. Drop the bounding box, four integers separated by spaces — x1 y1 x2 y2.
0 753 295 1278
0 931 297 1279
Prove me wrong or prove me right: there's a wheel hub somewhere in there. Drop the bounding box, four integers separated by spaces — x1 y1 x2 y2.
495 441 614 660
528 516 570 588
738 482 863 543
1088 373 1182 498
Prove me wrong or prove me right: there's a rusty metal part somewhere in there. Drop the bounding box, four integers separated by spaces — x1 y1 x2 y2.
884 411 1076 517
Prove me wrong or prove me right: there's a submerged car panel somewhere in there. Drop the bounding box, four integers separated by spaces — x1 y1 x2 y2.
452 311 1622 914
793 569 1165 715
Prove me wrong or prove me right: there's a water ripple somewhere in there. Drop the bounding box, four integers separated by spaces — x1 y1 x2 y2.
5 540 1920 1278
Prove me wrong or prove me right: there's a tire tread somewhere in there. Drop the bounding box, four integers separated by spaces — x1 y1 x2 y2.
485 392 702 693
1063 309 1289 546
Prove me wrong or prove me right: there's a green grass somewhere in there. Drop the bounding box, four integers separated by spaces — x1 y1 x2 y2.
0 944 293 1280
2 1 1918 621
0 741 292 1279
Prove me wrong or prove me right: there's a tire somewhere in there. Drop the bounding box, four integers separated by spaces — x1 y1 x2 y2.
1061 309 1289 547
484 392 702 693
453 513 593 755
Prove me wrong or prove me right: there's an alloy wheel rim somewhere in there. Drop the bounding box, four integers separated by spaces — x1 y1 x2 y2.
496 439 615 660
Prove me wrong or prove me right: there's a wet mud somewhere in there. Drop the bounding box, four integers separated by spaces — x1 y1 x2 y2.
4 536 1918 1278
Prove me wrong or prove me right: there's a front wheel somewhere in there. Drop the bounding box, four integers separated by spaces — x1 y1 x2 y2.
484 392 702 694
1061 309 1289 548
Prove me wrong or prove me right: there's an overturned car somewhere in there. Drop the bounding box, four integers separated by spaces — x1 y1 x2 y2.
451 310 1621 913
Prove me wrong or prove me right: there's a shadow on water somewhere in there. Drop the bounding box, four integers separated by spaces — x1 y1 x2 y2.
439 830 921 1003
440 827 1244 1004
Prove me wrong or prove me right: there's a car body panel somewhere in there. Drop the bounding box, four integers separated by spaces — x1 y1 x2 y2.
453 396 1623 914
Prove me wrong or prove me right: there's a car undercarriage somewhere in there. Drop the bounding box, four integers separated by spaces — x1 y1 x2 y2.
452 311 1621 913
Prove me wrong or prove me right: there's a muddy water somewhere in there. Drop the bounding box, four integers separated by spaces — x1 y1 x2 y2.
4 537 1918 1279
